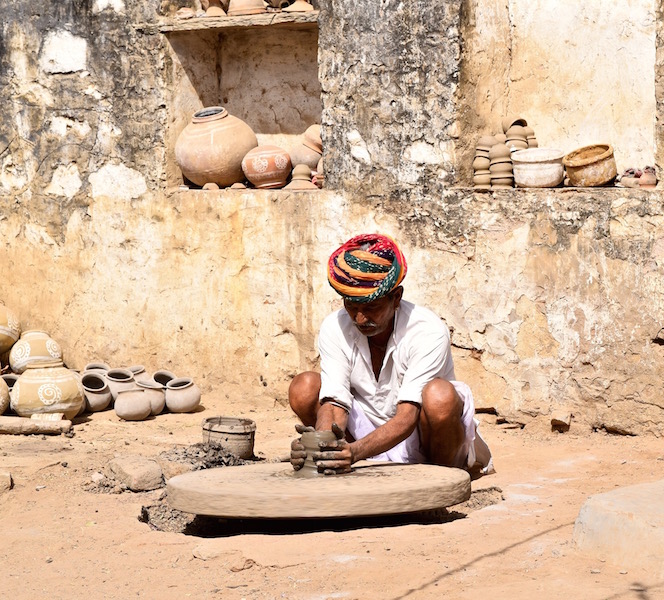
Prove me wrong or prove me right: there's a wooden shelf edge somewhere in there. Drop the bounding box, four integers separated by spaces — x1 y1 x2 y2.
137 10 319 34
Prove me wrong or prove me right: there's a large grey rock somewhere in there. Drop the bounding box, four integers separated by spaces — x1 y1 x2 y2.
109 455 163 491
573 479 664 577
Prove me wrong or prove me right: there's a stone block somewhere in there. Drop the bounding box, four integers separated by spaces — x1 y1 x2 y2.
573 479 664 577
157 458 195 481
109 456 163 491
0 471 13 492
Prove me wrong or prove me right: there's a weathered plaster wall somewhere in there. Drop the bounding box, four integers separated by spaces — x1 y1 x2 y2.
459 0 658 183
2 0 664 436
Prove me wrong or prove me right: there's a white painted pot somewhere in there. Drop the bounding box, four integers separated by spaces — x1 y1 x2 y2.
512 148 565 188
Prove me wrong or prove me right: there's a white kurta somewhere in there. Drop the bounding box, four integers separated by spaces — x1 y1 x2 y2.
317 300 493 471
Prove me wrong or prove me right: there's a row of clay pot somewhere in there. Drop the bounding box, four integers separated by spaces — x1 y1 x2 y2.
175 106 323 190
81 364 201 420
194 0 313 18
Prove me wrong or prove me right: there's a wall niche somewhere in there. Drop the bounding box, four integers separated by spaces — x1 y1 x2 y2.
161 14 322 188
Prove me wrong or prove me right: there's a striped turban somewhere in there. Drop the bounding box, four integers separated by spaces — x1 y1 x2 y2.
327 234 407 303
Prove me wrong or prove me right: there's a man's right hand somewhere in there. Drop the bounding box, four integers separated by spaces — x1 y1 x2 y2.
290 424 315 471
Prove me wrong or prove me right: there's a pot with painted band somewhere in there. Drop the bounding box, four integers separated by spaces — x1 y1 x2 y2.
9 330 63 374
294 430 338 478
0 305 21 356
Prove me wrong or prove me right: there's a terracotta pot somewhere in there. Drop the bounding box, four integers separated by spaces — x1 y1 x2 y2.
227 0 265 15
289 142 321 170
563 144 617 187
175 107 258 187
494 133 507 144
501 115 528 133
136 380 166 415
302 124 322 154
488 143 511 161
104 368 136 402
128 365 152 383
512 148 565 188
81 372 113 412
165 377 201 413
202 416 256 458
83 361 110 375
9 330 63 374
11 360 84 420
241 145 292 189
153 369 176 386
115 389 152 421
0 305 20 356
0 378 9 415
206 0 225 15
294 430 338 478
284 164 318 190
283 0 313 11
472 156 490 171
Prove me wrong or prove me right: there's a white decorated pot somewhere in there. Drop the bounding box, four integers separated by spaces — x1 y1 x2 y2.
9 330 62 374
0 305 21 356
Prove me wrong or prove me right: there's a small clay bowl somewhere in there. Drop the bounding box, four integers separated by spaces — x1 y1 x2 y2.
472 156 490 171
488 143 511 160
490 162 514 174
473 174 492 185
502 115 528 133
474 169 491 176
477 135 497 148
475 149 490 158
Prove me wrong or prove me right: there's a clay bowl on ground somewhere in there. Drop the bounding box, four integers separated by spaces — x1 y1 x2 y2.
512 148 565 188
562 144 617 187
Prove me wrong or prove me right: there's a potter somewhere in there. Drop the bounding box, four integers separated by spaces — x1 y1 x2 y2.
289 234 493 476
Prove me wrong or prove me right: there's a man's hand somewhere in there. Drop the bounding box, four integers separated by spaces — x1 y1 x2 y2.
312 422 355 475
290 424 314 471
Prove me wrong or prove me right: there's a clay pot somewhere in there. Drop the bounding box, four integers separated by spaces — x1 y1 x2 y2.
202 182 220 190
562 144 617 187
175 106 258 187
294 430 338 478
1 373 19 392
507 139 528 151
494 133 507 144
489 162 513 174
11 360 84 420
0 378 9 415
227 0 266 15
153 369 177 387
476 135 497 150
104 368 136 402
472 156 490 171
289 142 321 170
475 149 490 159
114 389 152 421
136 380 166 415
205 0 225 15
9 330 63 374
165 377 201 413
502 115 527 133
0 305 20 356
488 143 511 161
84 361 110 375
128 365 152 383
230 182 247 190
473 173 491 185
202 416 257 458
81 372 112 412
284 164 318 190
283 0 313 11
302 124 322 154
512 148 565 188
241 145 292 189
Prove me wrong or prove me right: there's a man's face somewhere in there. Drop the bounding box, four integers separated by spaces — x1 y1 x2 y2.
343 288 403 337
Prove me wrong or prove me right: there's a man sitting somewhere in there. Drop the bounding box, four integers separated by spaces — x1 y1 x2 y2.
289 233 492 475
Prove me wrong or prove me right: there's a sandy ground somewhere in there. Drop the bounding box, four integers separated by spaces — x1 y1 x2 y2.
1 392 663 600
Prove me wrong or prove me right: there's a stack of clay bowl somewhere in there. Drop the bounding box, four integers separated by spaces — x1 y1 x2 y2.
473 135 495 189
524 126 538 148
488 142 514 188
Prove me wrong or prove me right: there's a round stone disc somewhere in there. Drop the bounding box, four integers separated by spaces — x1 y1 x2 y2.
167 461 471 519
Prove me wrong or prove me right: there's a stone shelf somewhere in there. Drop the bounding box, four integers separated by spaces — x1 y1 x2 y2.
153 11 319 33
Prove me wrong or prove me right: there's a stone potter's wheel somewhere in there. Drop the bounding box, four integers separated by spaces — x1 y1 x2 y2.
167 462 471 519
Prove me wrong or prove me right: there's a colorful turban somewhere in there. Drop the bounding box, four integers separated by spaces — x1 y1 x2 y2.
327 233 407 303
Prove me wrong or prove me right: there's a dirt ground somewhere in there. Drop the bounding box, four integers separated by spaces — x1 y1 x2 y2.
1 391 663 600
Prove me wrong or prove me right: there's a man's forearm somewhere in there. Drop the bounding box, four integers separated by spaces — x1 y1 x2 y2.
315 399 349 431
350 403 420 462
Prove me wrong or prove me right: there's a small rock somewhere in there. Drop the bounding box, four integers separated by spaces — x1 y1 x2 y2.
0 471 13 492
551 412 572 433
157 458 195 481
620 570 628 575
90 472 105 483
61 462 68 468
109 455 163 491
35 485 46 491
45 557 53 563
590 568 601 574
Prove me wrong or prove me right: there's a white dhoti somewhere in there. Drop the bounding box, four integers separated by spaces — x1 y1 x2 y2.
347 380 494 474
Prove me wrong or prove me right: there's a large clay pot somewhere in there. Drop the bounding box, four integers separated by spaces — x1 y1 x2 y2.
563 144 617 187
104 368 136 402
81 372 113 412
152 369 176 386
174 107 258 187
114 389 152 421
165 377 201 413
241 145 292 189
0 378 9 415
11 360 84 420
9 330 63 374
0 305 21 356
294 430 337 478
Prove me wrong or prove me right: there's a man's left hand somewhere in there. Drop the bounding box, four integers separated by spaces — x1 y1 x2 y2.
312 422 355 475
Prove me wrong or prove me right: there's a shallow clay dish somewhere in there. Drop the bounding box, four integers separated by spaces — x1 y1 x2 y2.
562 144 617 187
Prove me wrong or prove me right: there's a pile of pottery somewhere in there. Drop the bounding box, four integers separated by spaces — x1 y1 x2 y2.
194 0 313 17
0 304 201 422
175 107 322 191
473 116 540 190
